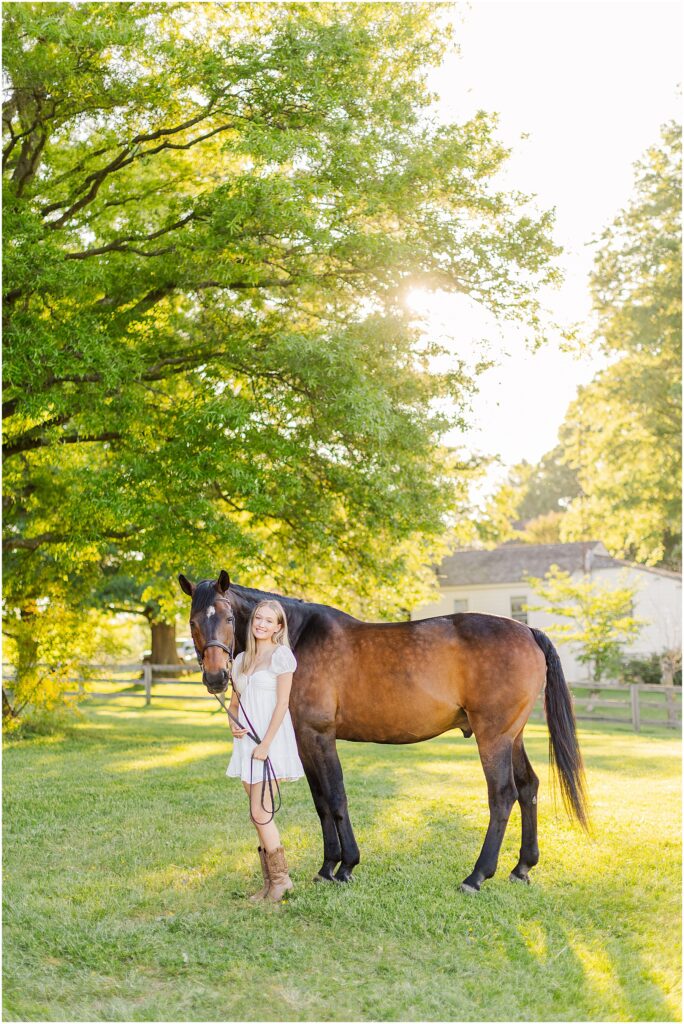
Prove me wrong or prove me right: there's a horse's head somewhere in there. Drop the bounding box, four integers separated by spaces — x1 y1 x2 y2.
178 570 235 694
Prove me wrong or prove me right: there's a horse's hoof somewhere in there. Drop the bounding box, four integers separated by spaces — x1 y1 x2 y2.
334 870 354 884
509 871 531 885
459 880 480 894
313 872 340 884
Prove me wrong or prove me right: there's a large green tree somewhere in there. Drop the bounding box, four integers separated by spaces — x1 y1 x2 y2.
3 2 560 640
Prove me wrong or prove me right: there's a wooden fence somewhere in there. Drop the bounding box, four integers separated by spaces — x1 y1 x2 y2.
527 680 681 732
2 663 682 732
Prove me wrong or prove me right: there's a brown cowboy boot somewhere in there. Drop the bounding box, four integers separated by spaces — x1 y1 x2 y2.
248 846 270 902
265 845 294 902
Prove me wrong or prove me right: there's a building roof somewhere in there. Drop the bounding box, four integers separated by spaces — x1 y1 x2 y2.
437 541 681 587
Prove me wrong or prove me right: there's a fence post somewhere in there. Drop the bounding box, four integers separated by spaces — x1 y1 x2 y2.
664 687 678 727
630 684 640 732
143 662 152 706
660 656 678 727
586 688 600 712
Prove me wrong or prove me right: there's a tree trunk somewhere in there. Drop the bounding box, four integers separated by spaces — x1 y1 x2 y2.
150 621 182 678
3 687 17 723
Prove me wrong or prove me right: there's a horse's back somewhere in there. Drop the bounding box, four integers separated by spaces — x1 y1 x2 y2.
293 611 545 744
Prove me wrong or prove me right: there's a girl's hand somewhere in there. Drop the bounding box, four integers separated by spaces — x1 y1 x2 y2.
230 724 247 738
252 743 269 761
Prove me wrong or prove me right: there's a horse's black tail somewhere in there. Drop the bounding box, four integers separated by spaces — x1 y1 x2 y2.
531 628 590 831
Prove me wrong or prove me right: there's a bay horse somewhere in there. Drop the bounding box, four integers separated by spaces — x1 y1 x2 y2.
179 570 588 892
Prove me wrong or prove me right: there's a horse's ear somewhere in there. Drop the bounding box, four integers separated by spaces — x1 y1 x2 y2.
216 569 230 594
178 574 195 596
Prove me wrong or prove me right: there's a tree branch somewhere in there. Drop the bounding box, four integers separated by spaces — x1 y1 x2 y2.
3 430 122 459
3 687 18 720
211 481 300 533
2 263 354 418
41 105 228 227
3 528 136 552
104 604 146 617
2 412 71 450
64 211 198 260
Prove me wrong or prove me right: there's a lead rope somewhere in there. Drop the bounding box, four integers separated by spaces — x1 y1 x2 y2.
213 680 282 827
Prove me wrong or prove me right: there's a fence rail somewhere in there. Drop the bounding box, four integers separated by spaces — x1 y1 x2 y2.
526 680 681 731
3 664 681 732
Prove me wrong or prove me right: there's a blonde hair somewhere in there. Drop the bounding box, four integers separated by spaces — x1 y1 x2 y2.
242 600 291 674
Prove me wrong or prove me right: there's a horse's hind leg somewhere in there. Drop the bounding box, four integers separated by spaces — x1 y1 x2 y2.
461 732 517 893
509 732 540 884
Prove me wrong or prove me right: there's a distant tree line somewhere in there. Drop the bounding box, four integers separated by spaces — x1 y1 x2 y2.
477 122 682 572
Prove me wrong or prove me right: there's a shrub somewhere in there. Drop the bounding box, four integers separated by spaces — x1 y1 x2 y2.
620 653 682 687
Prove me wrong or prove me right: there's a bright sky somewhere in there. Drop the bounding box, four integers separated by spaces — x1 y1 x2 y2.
407 0 681 489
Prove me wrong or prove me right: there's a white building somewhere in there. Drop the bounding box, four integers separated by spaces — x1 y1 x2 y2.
410 541 682 681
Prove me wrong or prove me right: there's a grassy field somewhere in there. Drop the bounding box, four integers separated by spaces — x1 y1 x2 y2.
3 698 681 1022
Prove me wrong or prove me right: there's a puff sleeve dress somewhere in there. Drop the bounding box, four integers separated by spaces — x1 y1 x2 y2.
226 645 305 784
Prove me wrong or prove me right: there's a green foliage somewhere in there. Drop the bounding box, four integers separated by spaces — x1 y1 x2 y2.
474 448 580 547
473 480 522 547
560 122 682 568
515 446 581 522
2 599 128 730
591 121 681 362
558 351 681 566
5 704 83 740
620 653 681 688
3 2 560 635
518 509 565 544
526 566 646 682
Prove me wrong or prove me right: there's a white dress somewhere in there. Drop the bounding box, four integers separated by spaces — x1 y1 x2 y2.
226 646 305 784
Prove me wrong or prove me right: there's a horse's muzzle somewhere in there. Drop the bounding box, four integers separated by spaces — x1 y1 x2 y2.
203 669 229 694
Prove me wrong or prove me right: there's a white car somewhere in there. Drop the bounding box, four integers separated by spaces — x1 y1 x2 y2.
177 638 196 663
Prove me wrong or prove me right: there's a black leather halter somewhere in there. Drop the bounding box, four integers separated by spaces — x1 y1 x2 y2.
196 638 233 665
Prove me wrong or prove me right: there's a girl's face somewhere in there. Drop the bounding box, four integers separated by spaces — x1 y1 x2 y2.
252 606 280 642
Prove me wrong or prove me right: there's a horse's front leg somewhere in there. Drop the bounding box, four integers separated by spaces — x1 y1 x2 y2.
299 743 342 881
299 724 360 883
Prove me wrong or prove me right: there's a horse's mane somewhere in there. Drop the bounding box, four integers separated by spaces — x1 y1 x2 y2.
231 583 305 607
191 579 356 629
231 583 355 620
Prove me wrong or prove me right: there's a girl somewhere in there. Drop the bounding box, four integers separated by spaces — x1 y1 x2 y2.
226 599 305 902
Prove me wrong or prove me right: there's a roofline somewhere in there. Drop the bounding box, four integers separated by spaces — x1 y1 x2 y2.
595 561 682 581
436 566 682 589
437 581 539 591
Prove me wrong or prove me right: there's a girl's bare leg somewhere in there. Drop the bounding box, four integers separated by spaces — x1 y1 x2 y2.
242 780 282 851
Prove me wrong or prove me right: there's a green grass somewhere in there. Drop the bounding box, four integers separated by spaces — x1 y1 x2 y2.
3 699 681 1022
